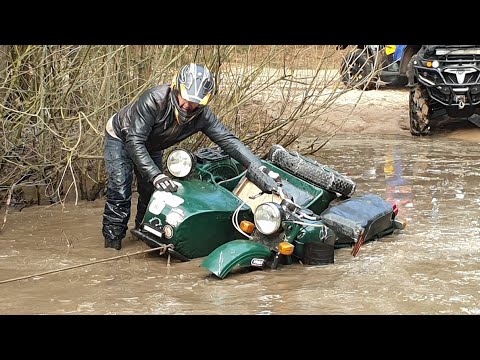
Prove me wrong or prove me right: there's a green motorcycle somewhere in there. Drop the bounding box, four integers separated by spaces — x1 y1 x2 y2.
131 145 405 278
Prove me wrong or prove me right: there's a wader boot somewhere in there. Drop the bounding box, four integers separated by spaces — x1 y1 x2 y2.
104 238 122 250
103 224 126 250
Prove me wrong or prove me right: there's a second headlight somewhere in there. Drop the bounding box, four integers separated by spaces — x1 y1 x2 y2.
254 202 283 235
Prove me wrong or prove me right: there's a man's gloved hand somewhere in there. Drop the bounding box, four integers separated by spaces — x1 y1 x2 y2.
258 165 294 201
259 165 282 185
152 174 178 192
280 188 293 202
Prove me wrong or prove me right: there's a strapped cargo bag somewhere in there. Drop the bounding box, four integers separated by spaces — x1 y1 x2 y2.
319 194 396 255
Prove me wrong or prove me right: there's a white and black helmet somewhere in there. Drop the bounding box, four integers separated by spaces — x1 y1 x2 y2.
170 63 215 124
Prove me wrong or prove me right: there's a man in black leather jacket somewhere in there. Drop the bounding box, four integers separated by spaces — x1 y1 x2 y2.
103 63 277 250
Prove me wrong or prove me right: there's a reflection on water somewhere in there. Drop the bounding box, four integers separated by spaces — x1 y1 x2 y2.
383 143 414 210
1 134 480 314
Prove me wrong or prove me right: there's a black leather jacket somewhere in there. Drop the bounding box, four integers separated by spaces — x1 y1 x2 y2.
111 84 262 182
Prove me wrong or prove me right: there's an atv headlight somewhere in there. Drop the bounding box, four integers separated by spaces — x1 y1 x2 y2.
254 202 283 235
166 149 195 178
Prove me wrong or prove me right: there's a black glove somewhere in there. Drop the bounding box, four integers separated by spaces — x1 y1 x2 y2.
259 165 282 185
152 174 178 192
246 165 275 194
258 165 294 201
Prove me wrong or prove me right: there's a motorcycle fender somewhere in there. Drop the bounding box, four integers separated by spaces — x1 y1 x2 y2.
201 240 272 279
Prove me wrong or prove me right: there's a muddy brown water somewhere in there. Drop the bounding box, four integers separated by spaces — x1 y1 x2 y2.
1 134 480 315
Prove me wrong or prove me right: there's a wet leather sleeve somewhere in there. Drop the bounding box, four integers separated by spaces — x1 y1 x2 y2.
201 109 263 170
125 91 163 182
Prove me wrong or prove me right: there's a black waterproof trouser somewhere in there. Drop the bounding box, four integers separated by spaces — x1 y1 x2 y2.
102 132 163 242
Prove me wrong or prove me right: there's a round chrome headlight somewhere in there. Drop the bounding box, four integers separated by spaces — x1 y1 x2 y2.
254 202 283 235
166 149 195 178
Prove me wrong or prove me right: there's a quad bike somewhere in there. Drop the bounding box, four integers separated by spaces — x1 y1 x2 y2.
408 45 480 136
131 145 405 279
340 45 420 90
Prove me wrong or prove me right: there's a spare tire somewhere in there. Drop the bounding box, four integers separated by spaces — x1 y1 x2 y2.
268 145 356 197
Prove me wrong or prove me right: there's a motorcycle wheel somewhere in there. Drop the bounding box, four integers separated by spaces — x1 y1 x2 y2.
268 145 356 197
340 49 377 91
409 84 431 136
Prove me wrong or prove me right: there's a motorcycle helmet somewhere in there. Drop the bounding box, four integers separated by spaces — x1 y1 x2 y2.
170 63 215 124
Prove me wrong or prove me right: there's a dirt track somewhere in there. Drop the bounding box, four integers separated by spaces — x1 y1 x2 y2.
325 86 480 141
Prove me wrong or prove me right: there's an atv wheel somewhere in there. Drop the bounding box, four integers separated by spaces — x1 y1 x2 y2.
341 49 377 91
409 85 431 136
268 145 356 197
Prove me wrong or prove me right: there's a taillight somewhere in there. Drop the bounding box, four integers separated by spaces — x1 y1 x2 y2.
392 203 399 216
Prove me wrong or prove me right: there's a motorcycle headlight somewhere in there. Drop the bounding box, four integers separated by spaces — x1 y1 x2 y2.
166 149 195 178
254 202 283 235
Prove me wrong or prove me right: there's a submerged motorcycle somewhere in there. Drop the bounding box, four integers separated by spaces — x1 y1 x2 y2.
131 145 405 279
